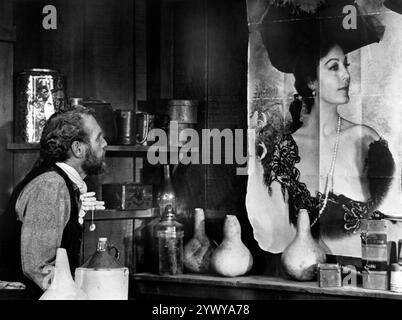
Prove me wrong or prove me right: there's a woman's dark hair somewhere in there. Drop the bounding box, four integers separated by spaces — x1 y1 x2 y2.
39 105 95 164
293 41 338 113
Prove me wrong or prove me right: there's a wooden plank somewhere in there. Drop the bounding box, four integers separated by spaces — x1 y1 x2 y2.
205 0 248 211
0 25 16 42
7 143 40 150
38 0 86 98
106 145 152 152
7 143 200 154
7 143 149 152
135 0 147 103
132 273 402 300
81 208 222 221
13 0 45 72
83 208 158 221
12 152 39 186
83 0 134 109
133 278 346 300
0 41 14 214
160 1 174 99
0 0 13 26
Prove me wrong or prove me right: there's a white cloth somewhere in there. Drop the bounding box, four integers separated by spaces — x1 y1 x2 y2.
55 162 87 224
55 162 87 194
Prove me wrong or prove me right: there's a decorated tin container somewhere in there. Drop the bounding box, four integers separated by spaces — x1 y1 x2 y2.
360 219 389 290
317 263 342 287
14 69 67 143
102 183 154 210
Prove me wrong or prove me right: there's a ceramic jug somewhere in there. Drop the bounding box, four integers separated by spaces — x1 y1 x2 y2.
75 237 129 300
183 208 217 273
281 209 326 281
210 215 253 277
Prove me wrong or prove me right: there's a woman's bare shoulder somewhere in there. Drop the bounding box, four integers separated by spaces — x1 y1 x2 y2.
341 119 381 145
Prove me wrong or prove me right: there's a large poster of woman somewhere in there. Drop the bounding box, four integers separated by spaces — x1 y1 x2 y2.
246 0 402 258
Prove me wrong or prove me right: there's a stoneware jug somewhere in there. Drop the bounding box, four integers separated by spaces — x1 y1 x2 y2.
75 238 129 300
281 209 326 281
39 248 88 300
211 215 253 277
183 208 217 273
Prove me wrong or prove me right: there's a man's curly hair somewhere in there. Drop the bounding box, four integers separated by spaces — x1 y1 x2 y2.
39 105 95 164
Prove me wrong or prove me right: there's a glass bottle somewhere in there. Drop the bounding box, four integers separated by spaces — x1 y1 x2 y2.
155 204 184 275
158 164 177 213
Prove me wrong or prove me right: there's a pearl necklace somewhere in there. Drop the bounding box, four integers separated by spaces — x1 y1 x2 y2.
310 115 342 227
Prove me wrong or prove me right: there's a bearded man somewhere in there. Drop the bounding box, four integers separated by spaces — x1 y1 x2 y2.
1 106 107 299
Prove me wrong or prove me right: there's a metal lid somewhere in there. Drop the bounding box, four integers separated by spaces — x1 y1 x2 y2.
21 68 59 73
168 99 198 107
317 263 341 270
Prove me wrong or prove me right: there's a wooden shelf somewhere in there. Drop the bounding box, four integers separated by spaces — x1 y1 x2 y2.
132 273 402 300
7 143 199 154
7 143 40 151
82 208 225 221
83 208 158 221
0 25 16 42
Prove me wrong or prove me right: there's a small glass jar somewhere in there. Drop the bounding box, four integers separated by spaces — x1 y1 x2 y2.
155 205 184 275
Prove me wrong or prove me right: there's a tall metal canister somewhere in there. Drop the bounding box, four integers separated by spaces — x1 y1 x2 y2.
14 68 67 143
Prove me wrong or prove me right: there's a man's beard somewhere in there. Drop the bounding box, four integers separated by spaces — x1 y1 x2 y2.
82 146 106 175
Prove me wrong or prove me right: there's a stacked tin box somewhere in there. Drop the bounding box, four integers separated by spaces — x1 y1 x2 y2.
360 218 389 290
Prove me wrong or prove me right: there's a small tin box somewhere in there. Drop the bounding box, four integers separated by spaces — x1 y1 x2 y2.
361 219 389 290
318 263 342 287
102 183 154 210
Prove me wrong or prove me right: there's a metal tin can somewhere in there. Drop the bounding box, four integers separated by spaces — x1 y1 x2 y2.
360 219 389 290
14 68 67 142
115 110 136 145
318 263 342 287
390 263 402 293
135 112 155 146
168 99 198 124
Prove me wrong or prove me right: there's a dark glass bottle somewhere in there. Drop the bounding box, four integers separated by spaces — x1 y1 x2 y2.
158 164 177 214
155 205 184 275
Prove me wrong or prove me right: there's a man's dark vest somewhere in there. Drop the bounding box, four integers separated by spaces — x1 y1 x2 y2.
0 163 82 298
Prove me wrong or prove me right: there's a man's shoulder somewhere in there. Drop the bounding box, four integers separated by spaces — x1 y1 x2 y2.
16 170 72 213
24 170 69 193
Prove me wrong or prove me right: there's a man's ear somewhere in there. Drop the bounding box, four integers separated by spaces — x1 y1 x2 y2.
71 141 86 158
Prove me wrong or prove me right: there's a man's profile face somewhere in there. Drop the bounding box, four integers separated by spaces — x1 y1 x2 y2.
81 115 108 175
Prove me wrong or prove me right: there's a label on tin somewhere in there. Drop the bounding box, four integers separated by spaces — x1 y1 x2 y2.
361 233 387 245
361 260 388 272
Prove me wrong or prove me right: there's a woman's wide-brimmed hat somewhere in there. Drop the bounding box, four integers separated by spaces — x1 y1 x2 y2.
260 0 387 73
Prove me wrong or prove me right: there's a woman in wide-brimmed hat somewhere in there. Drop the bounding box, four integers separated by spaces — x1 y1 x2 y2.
248 0 398 257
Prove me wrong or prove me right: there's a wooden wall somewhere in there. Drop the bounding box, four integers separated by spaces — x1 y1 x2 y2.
155 0 265 273
2 0 264 273
157 0 248 218
10 0 148 187
0 0 15 215
9 0 250 215
13 0 135 108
